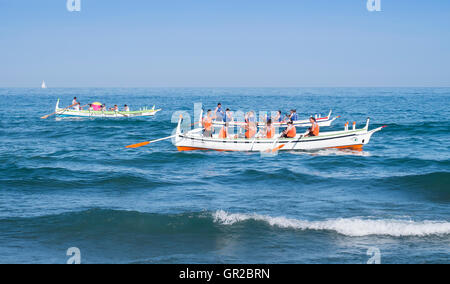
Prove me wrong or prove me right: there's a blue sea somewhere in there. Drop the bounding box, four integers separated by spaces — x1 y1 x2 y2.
0 87 449 264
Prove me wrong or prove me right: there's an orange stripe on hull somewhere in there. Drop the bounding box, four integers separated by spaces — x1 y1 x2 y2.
330 144 364 151
177 146 235 152
178 144 364 152
177 146 207 151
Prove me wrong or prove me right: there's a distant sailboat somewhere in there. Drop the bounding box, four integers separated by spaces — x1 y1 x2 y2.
41 81 47 89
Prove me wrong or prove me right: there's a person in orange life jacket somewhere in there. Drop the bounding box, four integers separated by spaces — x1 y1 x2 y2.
244 111 257 139
202 109 216 138
305 117 320 137
219 108 234 139
281 120 297 138
265 119 275 138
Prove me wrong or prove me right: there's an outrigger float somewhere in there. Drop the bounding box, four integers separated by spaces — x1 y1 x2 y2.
50 99 161 118
212 110 339 128
126 116 385 152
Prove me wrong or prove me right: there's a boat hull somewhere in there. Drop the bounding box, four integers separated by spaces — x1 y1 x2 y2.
55 108 161 118
174 127 381 152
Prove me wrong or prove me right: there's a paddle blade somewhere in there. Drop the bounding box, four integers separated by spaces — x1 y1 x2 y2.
126 141 150 149
40 115 50 119
272 144 286 152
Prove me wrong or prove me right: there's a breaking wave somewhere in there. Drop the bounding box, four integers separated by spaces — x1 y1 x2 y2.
213 210 450 237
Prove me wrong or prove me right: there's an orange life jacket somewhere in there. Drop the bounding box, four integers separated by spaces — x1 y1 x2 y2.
203 117 213 131
311 122 320 136
286 125 296 138
219 127 227 138
245 122 256 139
266 125 275 138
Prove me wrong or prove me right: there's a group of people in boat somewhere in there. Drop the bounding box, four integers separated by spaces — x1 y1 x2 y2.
202 103 320 140
71 97 130 112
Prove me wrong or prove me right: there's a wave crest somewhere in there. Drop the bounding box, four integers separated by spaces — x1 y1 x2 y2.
213 210 450 237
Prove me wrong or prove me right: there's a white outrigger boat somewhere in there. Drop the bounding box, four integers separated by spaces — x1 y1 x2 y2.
173 117 385 152
53 99 161 118
212 110 339 128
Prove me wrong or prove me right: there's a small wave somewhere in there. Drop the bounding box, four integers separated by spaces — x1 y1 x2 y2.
2 209 450 239
230 168 321 184
379 171 450 194
213 210 450 237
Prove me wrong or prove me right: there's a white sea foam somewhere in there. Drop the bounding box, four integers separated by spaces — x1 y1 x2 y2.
290 148 372 157
213 210 450 237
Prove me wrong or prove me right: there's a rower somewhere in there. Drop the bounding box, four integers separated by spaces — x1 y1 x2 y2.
247 111 256 123
124 104 130 112
244 111 257 139
281 120 296 138
289 109 299 121
101 104 106 111
110 105 119 112
215 103 225 122
88 104 93 111
72 97 80 110
265 119 275 139
221 108 233 139
202 109 215 138
305 117 320 137
224 108 233 123
273 110 283 123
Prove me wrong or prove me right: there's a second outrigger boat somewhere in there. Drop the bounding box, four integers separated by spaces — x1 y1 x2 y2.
212 110 339 128
53 99 161 118
173 117 385 152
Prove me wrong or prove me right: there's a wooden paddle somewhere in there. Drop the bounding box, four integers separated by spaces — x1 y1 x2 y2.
126 135 176 149
271 138 297 152
41 103 77 119
115 111 129 118
266 135 281 152
271 130 309 152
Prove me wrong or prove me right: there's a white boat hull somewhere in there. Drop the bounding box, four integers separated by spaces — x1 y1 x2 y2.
175 119 383 152
53 100 161 118
55 108 160 118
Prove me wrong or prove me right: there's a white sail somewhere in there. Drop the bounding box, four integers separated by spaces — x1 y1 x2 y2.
41 81 47 89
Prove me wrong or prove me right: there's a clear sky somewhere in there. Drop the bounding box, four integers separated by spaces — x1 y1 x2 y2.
0 0 449 87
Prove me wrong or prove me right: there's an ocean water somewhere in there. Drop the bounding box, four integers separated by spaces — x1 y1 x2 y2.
0 87 449 264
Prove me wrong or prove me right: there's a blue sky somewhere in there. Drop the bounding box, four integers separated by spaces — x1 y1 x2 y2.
0 0 449 87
